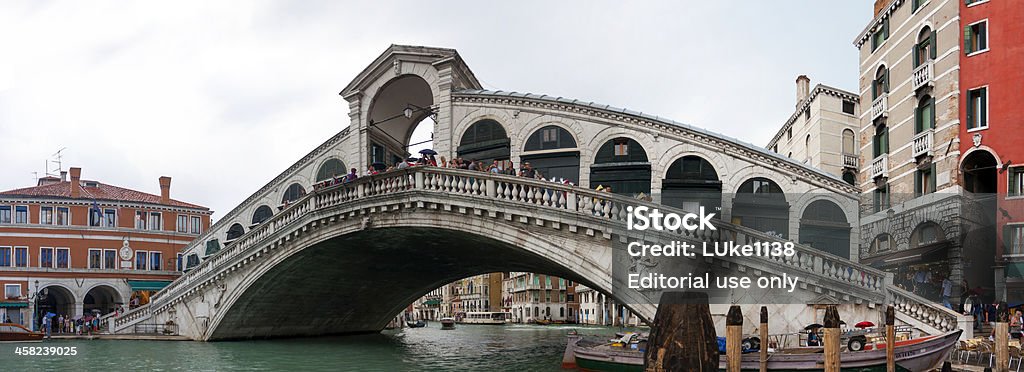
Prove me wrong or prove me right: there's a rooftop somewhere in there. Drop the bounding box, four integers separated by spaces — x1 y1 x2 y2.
0 180 209 211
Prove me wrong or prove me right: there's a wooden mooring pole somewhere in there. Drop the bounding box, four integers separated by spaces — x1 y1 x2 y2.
823 305 841 372
643 292 718 372
886 305 895 372
997 301 1009 372
759 306 768 372
726 305 742 372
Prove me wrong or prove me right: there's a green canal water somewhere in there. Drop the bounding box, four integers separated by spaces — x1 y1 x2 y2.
2 324 644 371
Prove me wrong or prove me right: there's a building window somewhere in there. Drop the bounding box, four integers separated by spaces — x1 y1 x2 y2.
842 129 855 154
786 128 792 140
871 18 889 52
5 284 20 299
872 66 889 100
915 164 936 196
40 247 54 268
915 95 935 133
1009 167 1024 197
150 251 162 271
56 207 69 226
136 250 147 270
148 212 162 231
14 247 27 268
135 211 146 229
55 247 70 268
0 247 10 267
89 249 102 269
874 185 890 213
1008 225 1024 255
914 27 936 67
0 206 10 224
964 20 988 55
842 101 855 115
177 215 188 233
89 207 103 227
872 124 889 158
104 249 116 269
804 109 810 121
103 209 116 227
191 216 202 234
40 206 53 225
176 253 183 271
613 140 628 156
370 143 385 164
966 87 988 130
912 0 927 12
14 206 27 224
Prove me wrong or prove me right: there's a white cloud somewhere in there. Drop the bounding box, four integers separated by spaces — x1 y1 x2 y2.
0 0 868 217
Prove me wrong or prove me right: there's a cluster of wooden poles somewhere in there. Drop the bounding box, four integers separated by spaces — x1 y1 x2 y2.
641 292 987 372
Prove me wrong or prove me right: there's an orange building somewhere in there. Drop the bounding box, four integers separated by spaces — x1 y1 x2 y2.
0 167 211 330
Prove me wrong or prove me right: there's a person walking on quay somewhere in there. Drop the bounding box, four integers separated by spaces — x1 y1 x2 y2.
941 275 953 310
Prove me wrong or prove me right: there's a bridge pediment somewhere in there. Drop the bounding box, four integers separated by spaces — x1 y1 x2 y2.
339 44 481 100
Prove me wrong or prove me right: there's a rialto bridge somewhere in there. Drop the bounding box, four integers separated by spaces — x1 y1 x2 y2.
112 45 968 341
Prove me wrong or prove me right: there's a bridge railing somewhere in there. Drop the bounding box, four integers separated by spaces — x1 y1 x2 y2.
153 166 954 334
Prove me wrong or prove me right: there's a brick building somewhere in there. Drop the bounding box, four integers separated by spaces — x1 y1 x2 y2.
0 167 211 329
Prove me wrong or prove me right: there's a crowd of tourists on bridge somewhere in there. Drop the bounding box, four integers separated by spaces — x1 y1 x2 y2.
313 151 581 190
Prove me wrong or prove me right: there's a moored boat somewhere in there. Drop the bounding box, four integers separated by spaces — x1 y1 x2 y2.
564 329 962 371
406 320 426 328
0 323 44 342
458 311 510 325
440 317 456 330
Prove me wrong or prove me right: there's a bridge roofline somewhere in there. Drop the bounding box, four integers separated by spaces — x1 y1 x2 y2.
453 89 859 194
339 44 482 99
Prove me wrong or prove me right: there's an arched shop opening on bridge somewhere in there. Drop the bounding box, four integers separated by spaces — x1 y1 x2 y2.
281 183 306 207
520 125 579 183
798 199 851 259
36 285 74 320
367 74 437 168
732 178 790 238
128 280 172 309
662 155 722 214
458 119 511 165
590 137 651 197
83 285 122 316
316 158 347 183
252 205 273 226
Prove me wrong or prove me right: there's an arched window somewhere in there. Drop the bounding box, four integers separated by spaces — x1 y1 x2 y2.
872 66 889 100
733 178 789 238
870 233 892 253
842 170 857 185
842 129 855 155
663 155 721 213
873 124 889 158
799 199 851 258
458 119 510 163
252 205 273 225
914 27 936 68
590 137 650 196
911 222 944 248
522 125 580 183
915 95 934 134
524 125 576 151
282 183 306 204
226 223 245 241
316 159 346 182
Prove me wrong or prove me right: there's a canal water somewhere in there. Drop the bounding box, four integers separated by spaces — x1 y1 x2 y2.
4 323 645 371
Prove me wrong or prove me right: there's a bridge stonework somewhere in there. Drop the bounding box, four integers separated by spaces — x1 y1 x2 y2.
112 45 970 341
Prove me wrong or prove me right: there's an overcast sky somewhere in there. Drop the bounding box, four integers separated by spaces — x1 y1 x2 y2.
0 1 872 219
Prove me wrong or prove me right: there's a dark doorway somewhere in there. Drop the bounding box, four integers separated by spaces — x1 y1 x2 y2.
799 200 851 258
733 178 790 238
662 155 722 215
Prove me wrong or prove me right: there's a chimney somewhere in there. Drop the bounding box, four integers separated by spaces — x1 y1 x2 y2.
69 167 81 198
60 171 67 182
874 0 892 16
796 75 811 108
159 176 172 204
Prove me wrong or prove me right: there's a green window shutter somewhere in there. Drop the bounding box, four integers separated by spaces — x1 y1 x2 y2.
915 171 922 196
884 71 889 93
964 25 973 54
981 88 988 127
930 164 937 192
915 105 922 133
872 80 878 100
1012 169 1020 196
931 30 938 59
967 91 975 129
913 44 920 67
883 19 889 39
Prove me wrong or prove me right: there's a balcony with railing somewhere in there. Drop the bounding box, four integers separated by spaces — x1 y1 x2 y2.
912 61 934 91
842 153 859 169
912 129 933 158
870 94 888 121
870 155 888 179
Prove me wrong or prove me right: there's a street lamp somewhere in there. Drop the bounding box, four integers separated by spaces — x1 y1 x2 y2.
28 280 47 331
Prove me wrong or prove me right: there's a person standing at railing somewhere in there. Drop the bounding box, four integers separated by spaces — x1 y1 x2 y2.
941 275 953 310
346 168 358 182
